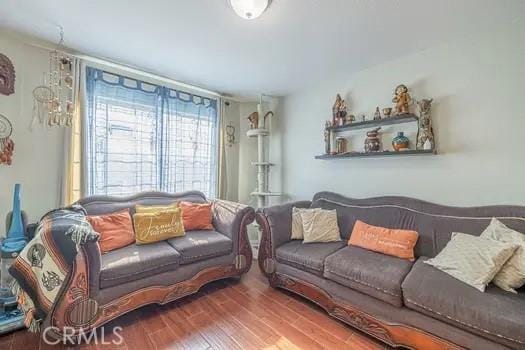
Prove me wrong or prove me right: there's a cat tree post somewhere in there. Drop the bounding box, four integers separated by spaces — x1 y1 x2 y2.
247 95 281 252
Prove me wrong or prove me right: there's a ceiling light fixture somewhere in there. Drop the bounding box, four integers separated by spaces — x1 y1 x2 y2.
229 0 272 20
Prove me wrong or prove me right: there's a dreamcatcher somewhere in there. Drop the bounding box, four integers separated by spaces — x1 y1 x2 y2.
30 74 54 129
0 114 14 166
31 26 75 129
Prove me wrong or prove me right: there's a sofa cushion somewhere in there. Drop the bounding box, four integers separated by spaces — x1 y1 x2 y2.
275 240 346 276
167 230 232 264
324 246 413 307
100 241 181 289
402 258 525 347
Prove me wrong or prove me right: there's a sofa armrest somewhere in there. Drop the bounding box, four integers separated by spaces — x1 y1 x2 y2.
212 200 255 274
256 201 311 276
213 199 255 249
257 201 311 249
83 240 102 297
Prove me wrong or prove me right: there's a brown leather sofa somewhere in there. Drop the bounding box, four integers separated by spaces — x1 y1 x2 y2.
257 191 525 350
43 191 255 338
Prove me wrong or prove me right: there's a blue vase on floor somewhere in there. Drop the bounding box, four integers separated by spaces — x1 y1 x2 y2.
1 184 27 254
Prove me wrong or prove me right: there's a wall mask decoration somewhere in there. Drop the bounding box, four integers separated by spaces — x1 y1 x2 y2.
0 53 16 96
0 113 15 165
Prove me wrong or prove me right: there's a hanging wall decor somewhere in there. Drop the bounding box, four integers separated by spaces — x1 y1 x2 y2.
31 27 76 128
0 53 15 96
31 74 54 129
0 114 15 165
225 122 236 147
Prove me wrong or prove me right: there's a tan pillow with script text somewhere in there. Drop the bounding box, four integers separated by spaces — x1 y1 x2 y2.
133 208 185 245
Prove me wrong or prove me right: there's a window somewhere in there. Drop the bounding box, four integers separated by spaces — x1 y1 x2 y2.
85 67 218 198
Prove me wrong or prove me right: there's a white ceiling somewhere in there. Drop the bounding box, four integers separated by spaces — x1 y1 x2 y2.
1 0 523 98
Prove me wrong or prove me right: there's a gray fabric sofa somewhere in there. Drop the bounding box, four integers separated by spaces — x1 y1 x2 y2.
257 191 525 350
43 191 255 338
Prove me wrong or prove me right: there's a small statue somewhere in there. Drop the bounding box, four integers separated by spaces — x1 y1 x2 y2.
416 99 435 150
324 121 331 154
392 84 411 115
247 112 258 129
332 94 348 126
374 107 381 120
361 115 366 122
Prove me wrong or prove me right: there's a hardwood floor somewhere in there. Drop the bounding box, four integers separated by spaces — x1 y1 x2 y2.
0 262 391 350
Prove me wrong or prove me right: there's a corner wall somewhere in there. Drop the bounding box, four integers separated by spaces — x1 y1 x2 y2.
280 23 525 206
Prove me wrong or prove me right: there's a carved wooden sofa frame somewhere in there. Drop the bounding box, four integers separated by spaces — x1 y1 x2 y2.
42 192 255 341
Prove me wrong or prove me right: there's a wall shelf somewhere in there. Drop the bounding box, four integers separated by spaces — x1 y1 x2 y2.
328 113 418 132
315 149 436 159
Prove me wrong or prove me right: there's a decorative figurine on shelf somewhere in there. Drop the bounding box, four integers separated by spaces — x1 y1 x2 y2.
324 121 331 154
392 132 410 151
365 127 382 152
382 107 392 118
0 53 15 96
416 98 435 150
247 111 259 129
392 84 411 115
332 94 348 126
374 107 381 120
361 115 366 122
336 137 347 154
346 114 356 124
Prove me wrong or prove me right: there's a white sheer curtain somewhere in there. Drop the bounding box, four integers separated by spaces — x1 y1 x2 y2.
83 67 219 198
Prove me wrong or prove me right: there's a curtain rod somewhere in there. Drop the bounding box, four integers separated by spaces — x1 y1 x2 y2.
14 31 243 102
76 54 225 99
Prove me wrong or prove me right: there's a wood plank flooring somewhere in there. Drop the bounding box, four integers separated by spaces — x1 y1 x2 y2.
0 262 391 350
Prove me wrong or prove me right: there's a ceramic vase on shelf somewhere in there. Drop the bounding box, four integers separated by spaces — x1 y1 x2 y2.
364 127 381 153
392 132 410 151
336 137 347 154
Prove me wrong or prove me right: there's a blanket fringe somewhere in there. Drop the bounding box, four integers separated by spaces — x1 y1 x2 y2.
10 279 41 332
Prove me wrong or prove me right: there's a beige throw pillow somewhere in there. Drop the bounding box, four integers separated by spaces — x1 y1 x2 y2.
424 233 518 292
291 207 320 240
480 218 525 293
300 209 342 244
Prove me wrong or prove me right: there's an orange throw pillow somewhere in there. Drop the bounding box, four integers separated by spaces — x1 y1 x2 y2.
87 209 136 254
348 220 419 261
180 202 214 231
